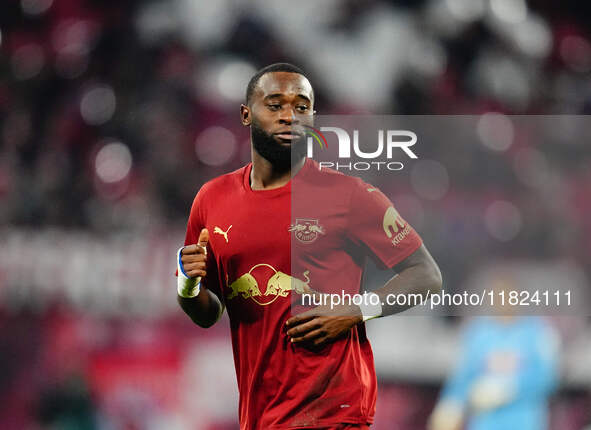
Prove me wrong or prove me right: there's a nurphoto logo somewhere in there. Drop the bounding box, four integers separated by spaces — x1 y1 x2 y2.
302 125 418 171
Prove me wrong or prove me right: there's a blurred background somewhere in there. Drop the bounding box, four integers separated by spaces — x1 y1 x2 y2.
1 0 591 428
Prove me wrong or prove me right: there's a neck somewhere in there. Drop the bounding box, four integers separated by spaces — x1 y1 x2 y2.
249 149 306 190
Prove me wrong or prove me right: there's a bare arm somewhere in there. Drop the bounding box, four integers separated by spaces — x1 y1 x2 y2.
374 243 442 316
286 243 442 346
178 288 224 328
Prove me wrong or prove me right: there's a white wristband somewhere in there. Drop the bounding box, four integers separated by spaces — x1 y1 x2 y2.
359 292 382 322
177 246 202 298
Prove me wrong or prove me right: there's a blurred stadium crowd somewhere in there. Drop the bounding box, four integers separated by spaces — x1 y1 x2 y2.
1 0 591 428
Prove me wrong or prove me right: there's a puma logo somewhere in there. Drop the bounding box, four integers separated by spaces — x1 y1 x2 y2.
214 225 232 243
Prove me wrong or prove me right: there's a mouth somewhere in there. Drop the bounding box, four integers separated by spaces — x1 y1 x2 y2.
274 131 303 142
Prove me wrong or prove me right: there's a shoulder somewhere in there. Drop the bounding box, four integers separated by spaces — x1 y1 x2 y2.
187 165 247 221
300 160 374 212
194 164 248 203
304 159 369 193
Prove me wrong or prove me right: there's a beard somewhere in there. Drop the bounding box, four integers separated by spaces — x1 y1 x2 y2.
251 120 307 171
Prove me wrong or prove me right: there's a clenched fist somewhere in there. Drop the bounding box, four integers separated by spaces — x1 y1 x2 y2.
177 228 209 298
181 228 209 278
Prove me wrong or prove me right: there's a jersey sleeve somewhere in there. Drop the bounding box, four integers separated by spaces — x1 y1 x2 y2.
346 178 422 269
179 188 224 301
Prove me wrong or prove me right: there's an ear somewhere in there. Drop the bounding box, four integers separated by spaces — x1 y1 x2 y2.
240 104 251 126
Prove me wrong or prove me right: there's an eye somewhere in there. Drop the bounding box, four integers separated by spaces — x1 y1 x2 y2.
267 104 281 111
296 105 309 112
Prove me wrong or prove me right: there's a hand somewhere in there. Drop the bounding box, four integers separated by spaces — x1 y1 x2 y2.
469 375 514 412
427 400 463 430
285 303 363 348
181 228 209 278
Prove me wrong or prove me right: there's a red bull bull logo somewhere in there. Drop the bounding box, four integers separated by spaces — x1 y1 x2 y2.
227 264 311 306
289 218 325 244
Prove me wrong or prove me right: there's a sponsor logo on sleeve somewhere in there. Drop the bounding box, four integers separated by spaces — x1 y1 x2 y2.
383 206 411 246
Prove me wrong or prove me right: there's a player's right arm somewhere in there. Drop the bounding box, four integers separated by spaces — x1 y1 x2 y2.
177 282 224 328
177 228 224 328
177 186 225 328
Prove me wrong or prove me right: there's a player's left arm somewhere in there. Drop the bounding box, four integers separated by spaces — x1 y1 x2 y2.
372 243 442 317
285 244 441 345
286 180 442 346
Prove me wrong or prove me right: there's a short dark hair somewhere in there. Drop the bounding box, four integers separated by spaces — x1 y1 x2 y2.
245 63 309 105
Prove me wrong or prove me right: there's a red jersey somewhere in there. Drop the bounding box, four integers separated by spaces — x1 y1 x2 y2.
182 158 422 429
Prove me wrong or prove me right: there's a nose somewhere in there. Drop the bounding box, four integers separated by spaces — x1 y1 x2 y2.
279 107 299 125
